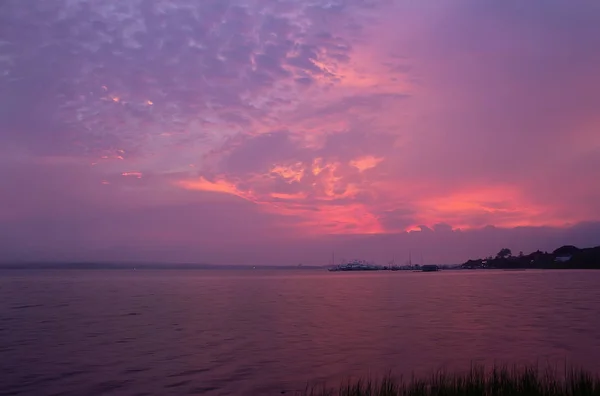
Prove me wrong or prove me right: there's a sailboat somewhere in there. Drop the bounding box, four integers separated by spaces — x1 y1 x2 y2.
327 252 337 271
390 256 399 271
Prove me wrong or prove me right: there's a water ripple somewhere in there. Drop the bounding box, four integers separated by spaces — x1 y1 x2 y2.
1 269 599 395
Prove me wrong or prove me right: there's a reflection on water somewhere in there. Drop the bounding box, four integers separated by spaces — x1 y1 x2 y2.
1 269 600 395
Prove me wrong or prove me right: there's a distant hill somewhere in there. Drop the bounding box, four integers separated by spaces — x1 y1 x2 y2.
552 245 580 257
462 245 600 269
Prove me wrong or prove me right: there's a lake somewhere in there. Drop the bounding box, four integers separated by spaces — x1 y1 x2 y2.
1 269 600 395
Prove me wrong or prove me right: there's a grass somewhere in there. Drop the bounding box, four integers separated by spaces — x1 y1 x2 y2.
299 365 600 396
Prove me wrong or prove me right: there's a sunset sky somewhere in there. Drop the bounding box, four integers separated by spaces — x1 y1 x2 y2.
1 0 599 265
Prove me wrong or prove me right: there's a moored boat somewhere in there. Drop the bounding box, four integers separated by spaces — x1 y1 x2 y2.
328 259 381 271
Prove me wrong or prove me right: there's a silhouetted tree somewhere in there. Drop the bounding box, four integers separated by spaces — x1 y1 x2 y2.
496 248 512 259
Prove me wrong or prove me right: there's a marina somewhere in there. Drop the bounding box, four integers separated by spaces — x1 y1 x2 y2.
327 253 440 272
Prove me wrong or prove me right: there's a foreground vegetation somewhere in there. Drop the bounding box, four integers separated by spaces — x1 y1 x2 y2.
300 365 600 396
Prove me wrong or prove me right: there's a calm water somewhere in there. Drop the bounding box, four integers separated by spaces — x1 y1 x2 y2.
1 269 600 395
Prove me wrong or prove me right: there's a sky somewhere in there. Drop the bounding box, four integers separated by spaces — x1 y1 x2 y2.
1 0 599 265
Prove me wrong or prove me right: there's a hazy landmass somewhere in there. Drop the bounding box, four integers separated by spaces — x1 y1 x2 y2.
0 262 324 270
3 244 599 270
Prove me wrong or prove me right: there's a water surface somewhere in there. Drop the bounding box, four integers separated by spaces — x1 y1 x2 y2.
1 269 600 395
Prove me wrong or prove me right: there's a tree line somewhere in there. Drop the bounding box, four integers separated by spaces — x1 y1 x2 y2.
461 245 600 269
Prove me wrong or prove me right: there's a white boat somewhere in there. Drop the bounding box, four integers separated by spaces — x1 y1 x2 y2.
328 259 381 271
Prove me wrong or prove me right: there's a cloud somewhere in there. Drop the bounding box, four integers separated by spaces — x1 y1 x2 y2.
176 176 252 201
350 155 384 172
1 0 600 264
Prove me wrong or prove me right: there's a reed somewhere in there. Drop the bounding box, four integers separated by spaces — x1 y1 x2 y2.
299 365 600 396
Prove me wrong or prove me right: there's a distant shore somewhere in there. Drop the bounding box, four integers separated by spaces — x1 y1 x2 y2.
299 365 599 396
0 262 326 270
2 262 600 271
462 245 600 270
